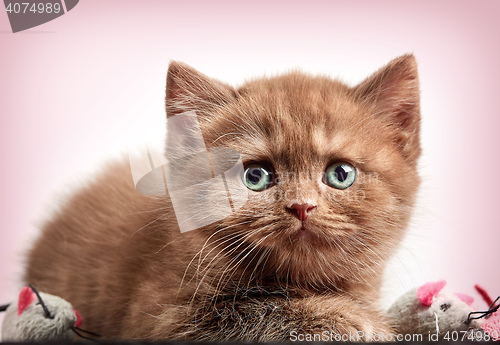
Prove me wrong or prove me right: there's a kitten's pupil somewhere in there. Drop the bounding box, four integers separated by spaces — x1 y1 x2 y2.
248 169 262 184
335 166 348 182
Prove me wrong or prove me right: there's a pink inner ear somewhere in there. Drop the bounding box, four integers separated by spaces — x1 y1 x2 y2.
17 286 36 316
417 280 447 306
455 293 474 306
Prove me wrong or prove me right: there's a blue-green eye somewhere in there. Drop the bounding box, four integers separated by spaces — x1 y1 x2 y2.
243 164 273 191
325 162 356 189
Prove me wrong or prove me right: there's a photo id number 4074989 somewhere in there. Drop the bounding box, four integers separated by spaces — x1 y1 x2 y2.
6 2 61 14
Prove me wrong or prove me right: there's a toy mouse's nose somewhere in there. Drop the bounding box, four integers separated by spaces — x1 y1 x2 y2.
286 203 317 221
74 309 82 328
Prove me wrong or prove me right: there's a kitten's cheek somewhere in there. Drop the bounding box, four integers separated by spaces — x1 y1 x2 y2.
318 183 329 194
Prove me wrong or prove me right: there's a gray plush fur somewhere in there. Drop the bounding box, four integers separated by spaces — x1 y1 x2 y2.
388 287 482 340
2 291 77 341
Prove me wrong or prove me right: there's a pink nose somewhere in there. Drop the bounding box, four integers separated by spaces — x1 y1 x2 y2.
287 203 317 221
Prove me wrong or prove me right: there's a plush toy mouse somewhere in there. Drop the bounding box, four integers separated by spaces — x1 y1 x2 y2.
1 285 82 342
388 280 499 341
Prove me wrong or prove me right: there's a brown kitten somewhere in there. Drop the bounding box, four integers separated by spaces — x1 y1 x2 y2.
25 54 421 341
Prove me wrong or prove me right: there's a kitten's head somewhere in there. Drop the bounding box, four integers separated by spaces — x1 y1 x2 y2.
165 55 421 291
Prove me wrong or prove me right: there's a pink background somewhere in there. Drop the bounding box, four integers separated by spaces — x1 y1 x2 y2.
1 0 499 335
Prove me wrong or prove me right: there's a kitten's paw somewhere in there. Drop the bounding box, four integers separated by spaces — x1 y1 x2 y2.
289 295 394 342
324 315 393 342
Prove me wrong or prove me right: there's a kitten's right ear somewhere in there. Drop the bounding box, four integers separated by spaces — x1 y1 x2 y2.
166 61 236 117
353 54 421 163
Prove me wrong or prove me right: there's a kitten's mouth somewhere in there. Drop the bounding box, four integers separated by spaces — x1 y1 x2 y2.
295 222 312 239
291 221 329 246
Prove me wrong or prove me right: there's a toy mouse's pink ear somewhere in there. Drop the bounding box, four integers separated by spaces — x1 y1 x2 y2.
17 286 36 316
475 284 494 306
417 280 446 306
455 293 474 306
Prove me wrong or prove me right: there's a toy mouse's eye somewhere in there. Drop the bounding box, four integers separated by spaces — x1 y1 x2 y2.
324 162 356 189
440 303 451 312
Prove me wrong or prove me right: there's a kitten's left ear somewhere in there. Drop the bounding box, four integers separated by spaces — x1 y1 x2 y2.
353 54 421 163
166 61 237 118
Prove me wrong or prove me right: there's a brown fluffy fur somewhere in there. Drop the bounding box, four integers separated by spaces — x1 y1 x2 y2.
25 54 421 340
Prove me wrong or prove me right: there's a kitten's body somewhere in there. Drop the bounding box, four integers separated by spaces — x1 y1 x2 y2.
25 55 421 340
